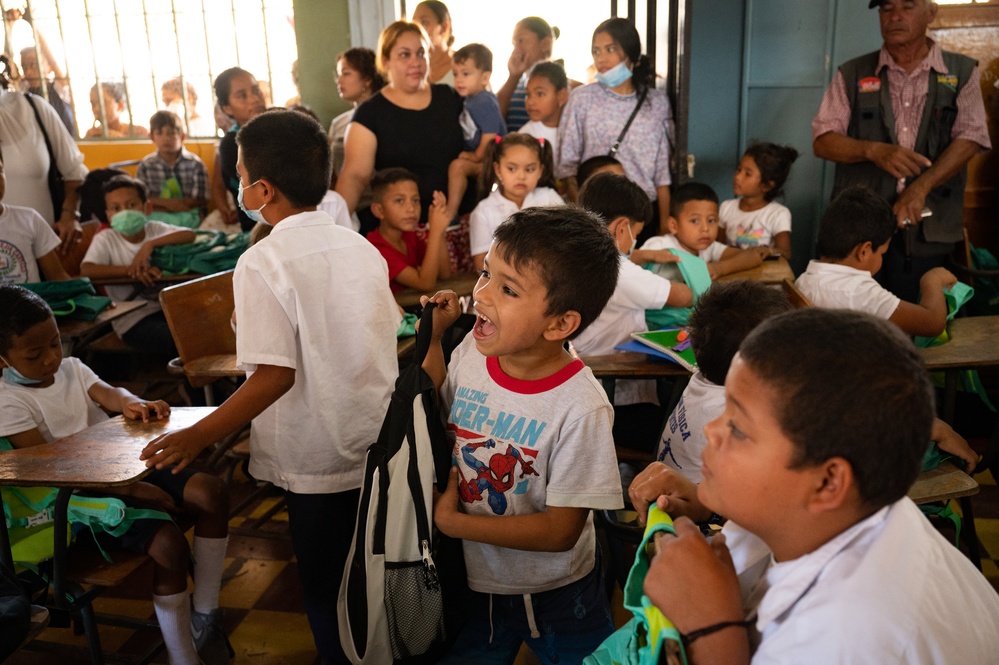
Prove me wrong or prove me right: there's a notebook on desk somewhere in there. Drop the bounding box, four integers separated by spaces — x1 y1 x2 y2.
624 329 699 372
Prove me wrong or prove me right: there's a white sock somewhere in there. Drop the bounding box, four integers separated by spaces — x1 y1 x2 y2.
152 591 199 665
192 535 228 614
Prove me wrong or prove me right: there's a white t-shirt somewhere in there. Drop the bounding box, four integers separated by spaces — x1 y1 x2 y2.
719 199 791 249
726 499 999 664
0 204 61 284
442 335 624 594
0 89 88 223
317 189 358 232
574 256 672 406
469 187 564 257
795 261 900 320
235 210 400 494
656 371 724 483
518 121 560 169
82 220 180 336
0 358 108 443
640 233 727 283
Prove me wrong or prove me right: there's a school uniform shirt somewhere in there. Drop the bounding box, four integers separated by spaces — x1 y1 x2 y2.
469 187 564 257
639 233 728 283
725 498 999 663
317 189 358 232
0 358 107 443
573 256 672 406
518 120 559 168
234 210 399 494
719 199 791 249
81 220 181 336
365 229 426 294
0 204 61 284
442 335 624 595
656 372 724 483
795 261 900 320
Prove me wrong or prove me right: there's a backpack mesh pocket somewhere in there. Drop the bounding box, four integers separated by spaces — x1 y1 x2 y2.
384 560 445 659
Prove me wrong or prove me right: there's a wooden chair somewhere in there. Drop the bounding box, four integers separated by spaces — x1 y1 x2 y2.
158 270 239 406
781 277 812 309
59 220 101 277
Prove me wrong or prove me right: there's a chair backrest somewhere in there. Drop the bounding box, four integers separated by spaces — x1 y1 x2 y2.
59 220 101 277
158 270 236 365
781 277 812 309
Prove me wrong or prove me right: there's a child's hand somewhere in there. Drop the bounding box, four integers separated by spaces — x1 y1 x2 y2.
129 244 154 274
122 398 171 423
427 191 450 231
644 518 745 636
628 461 711 524
922 267 958 290
707 263 720 280
932 418 978 474
432 466 461 537
457 151 478 163
419 289 462 341
140 426 207 473
752 246 772 261
650 250 681 264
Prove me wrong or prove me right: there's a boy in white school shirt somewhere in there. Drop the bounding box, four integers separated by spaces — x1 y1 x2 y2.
140 109 400 665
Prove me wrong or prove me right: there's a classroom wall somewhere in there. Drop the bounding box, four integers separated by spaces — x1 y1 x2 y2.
293 0 353 129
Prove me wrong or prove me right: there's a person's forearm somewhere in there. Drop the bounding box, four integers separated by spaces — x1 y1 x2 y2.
335 170 369 214
423 339 448 391
907 138 981 200
186 365 294 445
683 628 751 665
410 230 447 290
813 132 874 164
441 509 584 552
711 250 761 278
80 262 131 279
147 230 196 248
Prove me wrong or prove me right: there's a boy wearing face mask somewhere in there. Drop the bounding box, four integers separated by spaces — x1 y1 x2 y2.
80 175 194 354
571 173 691 446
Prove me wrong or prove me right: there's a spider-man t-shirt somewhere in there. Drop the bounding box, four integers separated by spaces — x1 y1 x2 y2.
441 335 623 595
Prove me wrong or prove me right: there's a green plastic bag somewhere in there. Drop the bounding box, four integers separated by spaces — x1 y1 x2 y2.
585 507 687 665
21 278 112 321
644 250 712 331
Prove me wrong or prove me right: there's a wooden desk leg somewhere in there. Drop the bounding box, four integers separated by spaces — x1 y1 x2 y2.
52 488 72 607
959 496 983 571
0 497 13 571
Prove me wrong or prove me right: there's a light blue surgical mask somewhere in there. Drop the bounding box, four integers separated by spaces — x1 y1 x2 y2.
596 61 633 89
237 179 268 225
110 209 147 236
0 357 43 386
626 223 637 257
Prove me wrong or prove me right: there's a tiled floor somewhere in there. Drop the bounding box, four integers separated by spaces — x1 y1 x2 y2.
10 449 999 664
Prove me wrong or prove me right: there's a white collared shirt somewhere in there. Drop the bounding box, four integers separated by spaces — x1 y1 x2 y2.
724 499 999 664
468 187 564 257
796 260 900 320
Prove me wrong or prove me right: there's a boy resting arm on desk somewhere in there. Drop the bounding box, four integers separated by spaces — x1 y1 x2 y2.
634 309 999 664
0 284 232 665
136 111 209 215
423 207 624 664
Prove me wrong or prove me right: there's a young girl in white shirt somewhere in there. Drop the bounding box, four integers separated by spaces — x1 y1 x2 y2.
469 132 563 270
719 142 798 260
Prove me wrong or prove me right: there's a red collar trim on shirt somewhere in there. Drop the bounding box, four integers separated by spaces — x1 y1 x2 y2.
485 355 585 394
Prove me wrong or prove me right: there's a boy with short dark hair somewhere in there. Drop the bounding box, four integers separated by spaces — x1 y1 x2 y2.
136 110 208 219
366 167 451 293
638 309 999 664
80 175 195 354
139 109 400 664
425 206 624 664
796 186 957 337
445 42 507 220
657 280 790 483
641 182 770 280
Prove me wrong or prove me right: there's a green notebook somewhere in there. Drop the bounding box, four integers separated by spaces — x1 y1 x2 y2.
631 329 698 372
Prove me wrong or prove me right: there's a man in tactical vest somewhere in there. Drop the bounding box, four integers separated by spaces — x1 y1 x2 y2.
812 0 990 302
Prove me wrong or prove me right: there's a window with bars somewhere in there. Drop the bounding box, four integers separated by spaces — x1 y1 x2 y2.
2 0 298 139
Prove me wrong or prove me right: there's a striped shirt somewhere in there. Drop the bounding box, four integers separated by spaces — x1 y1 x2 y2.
505 74 530 132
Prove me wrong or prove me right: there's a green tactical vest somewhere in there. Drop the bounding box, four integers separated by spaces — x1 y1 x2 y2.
832 49 976 256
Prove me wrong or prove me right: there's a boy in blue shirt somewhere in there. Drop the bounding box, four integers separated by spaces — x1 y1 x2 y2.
445 42 507 221
140 110 400 664
424 207 623 664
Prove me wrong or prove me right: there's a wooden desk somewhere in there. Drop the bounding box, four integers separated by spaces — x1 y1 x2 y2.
0 408 214 597
918 316 999 422
717 256 794 284
57 300 146 356
909 462 979 504
581 351 691 406
395 272 480 308
90 273 199 287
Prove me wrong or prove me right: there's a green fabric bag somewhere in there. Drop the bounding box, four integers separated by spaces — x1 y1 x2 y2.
396 313 418 338
584 507 687 665
21 278 112 321
147 175 202 229
150 230 248 275
967 243 999 315
644 250 712 332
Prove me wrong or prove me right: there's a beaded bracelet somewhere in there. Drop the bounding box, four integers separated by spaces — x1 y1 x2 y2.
681 619 752 646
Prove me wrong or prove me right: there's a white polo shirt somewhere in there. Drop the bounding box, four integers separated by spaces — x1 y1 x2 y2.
235 210 400 494
795 260 900 320
640 233 727 283
724 498 999 663
469 187 564 257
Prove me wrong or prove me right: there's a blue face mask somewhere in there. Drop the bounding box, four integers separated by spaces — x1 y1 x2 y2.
596 61 633 89
1 358 43 386
237 179 268 225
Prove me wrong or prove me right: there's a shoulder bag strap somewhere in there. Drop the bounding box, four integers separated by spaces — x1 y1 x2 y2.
608 87 649 157
23 93 58 169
